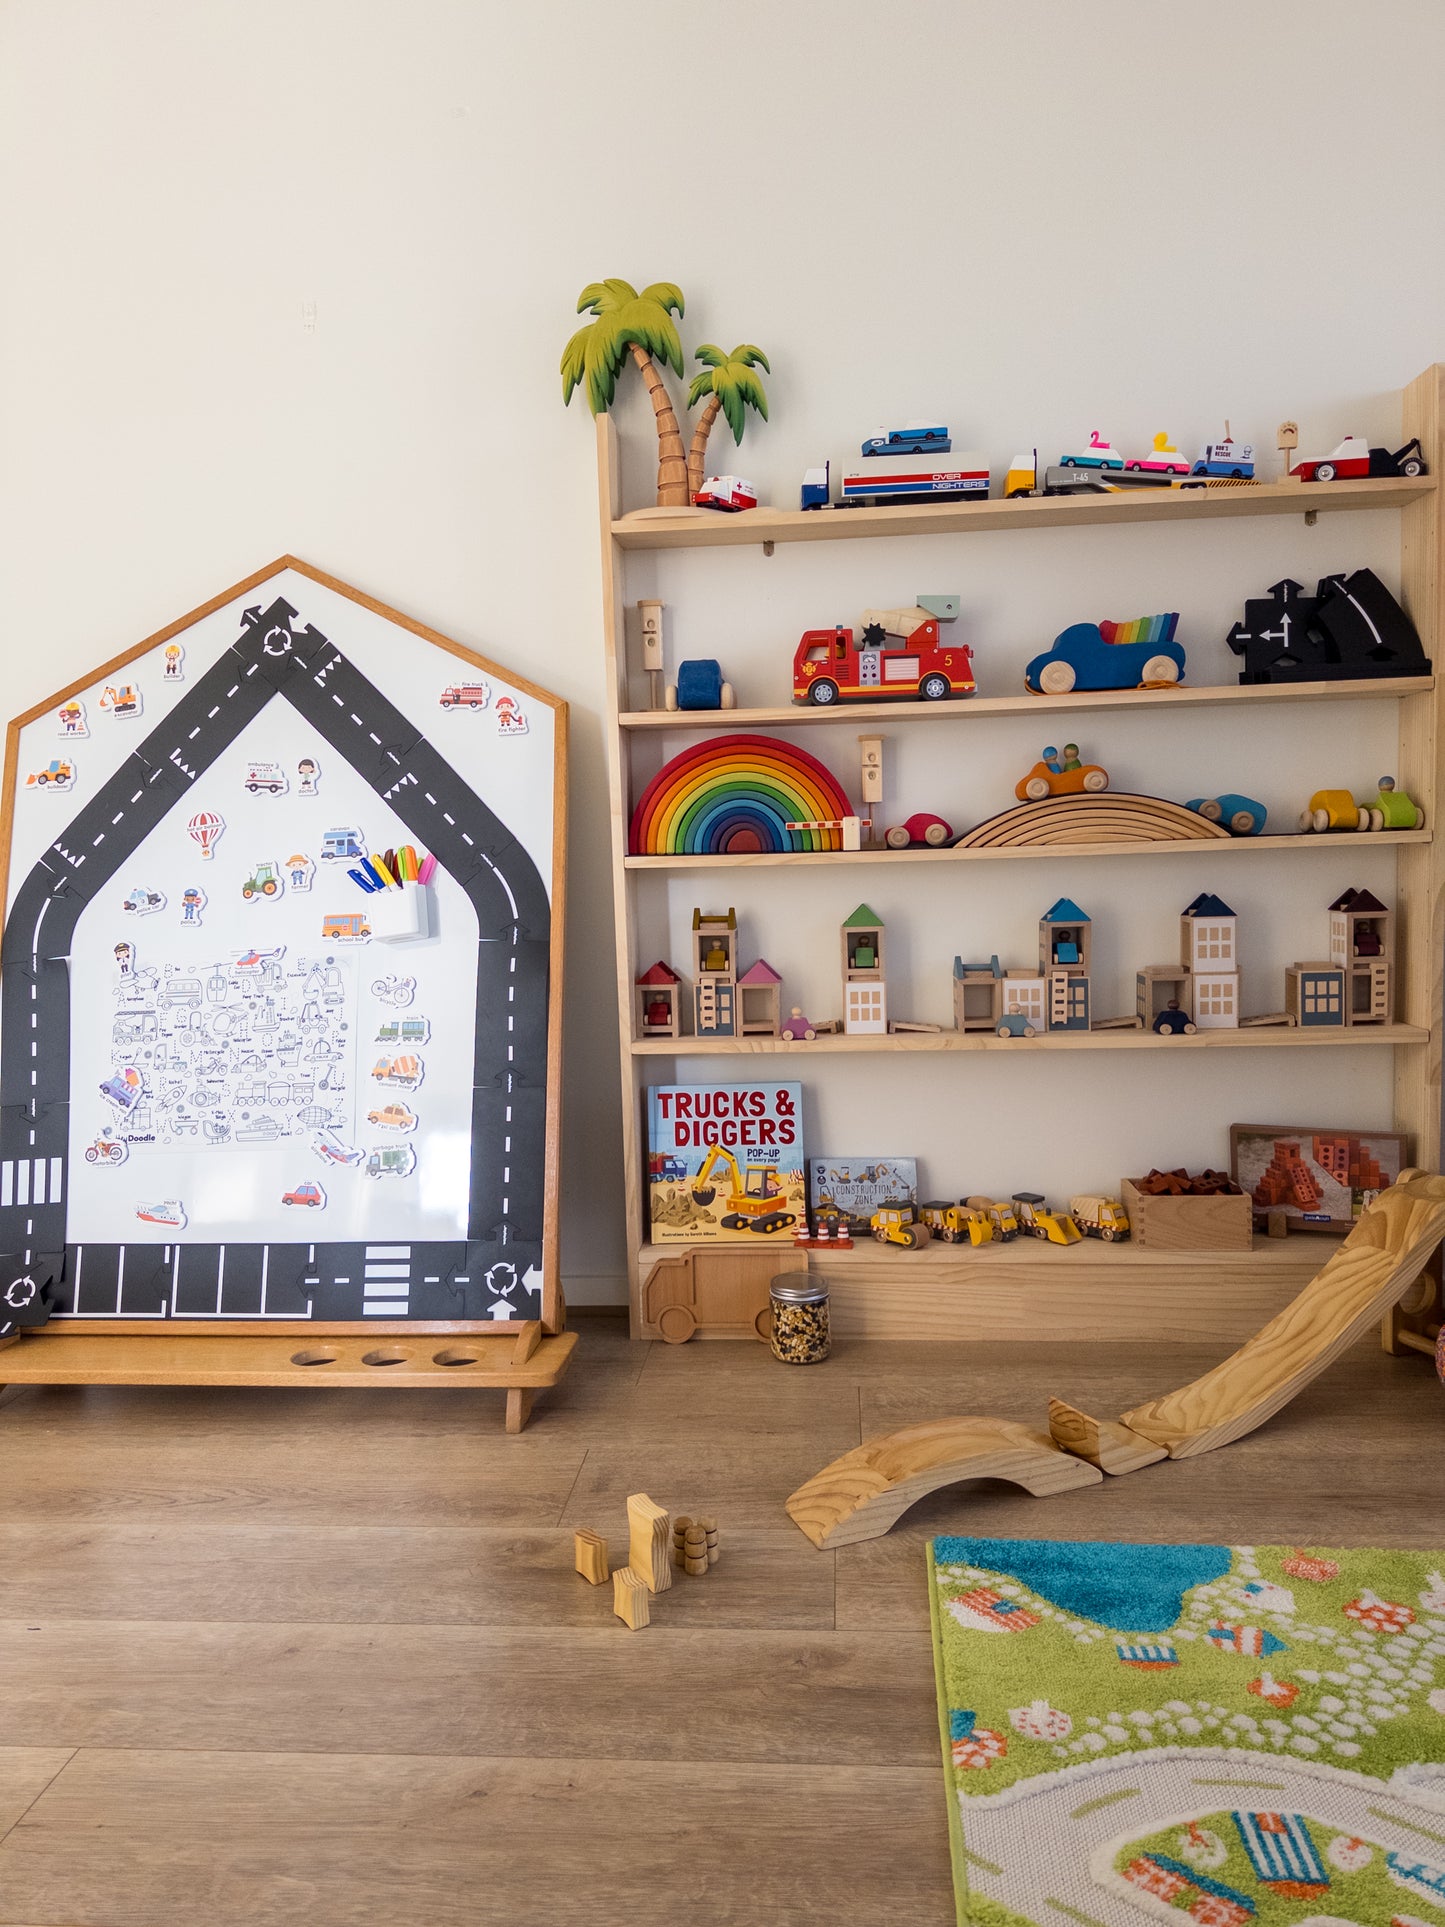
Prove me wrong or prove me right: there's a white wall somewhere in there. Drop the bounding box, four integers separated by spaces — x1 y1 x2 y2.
1 0 1442 1301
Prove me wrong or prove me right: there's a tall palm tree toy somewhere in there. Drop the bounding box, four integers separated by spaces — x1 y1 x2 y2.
560 279 691 506
686 344 770 502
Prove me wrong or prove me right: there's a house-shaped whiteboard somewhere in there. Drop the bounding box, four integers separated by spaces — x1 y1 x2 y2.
0 559 565 1334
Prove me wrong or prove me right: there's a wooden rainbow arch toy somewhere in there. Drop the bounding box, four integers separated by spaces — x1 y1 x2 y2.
629 734 854 855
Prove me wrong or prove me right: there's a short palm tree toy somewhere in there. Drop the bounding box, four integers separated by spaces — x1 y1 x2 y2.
561 279 770 508
686 343 770 502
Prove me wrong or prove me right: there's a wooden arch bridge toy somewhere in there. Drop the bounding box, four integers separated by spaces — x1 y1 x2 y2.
785 1170 1445 1548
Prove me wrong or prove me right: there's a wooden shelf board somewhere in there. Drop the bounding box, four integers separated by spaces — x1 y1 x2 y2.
612 476 1435 550
619 677 1435 731
631 1025 1428 1057
637 1235 1322 1343
625 828 1431 871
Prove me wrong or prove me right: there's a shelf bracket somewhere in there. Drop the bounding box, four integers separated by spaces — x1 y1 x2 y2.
1304 508 1318 526
762 540 775 558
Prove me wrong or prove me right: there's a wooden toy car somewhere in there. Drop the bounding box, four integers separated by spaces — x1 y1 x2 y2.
870 1201 931 1249
1152 1001 1196 1035
1016 747 1109 800
1058 431 1123 470
800 462 831 509
1069 1194 1130 1241
1186 793 1267 835
884 811 954 849
794 608 974 705
965 1195 1019 1240
1192 432 1254 477
694 475 758 512
1025 614 1185 694
1299 788 1372 833
1291 436 1426 482
994 1012 1038 1038
1126 432 1191 476
1012 1193 1083 1244
861 422 951 456
1365 776 1425 830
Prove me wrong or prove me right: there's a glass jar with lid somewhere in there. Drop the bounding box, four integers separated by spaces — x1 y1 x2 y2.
769 1274 831 1364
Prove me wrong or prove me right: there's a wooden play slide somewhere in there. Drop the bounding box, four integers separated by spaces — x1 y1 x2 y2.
785 1170 1445 1549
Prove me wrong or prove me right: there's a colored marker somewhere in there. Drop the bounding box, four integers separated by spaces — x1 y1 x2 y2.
359 857 386 891
348 866 378 893
369 852 397 888
383 848 398 883
399 844 419 883
417 854 437 885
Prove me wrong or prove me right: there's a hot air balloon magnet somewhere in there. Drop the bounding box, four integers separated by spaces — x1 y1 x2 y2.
187 810 225 861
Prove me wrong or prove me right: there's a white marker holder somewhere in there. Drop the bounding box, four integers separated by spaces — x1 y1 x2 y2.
370 881 432 945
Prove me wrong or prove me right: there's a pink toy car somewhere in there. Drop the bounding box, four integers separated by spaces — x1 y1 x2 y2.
780 1006 817 1041
694 474 758 512
1126 433 1191 475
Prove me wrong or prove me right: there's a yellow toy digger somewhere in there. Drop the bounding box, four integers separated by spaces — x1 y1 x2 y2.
1012 1191 1084 1246
965 1195 1020 1241
690 1144 797 1235
920 1200 993 1246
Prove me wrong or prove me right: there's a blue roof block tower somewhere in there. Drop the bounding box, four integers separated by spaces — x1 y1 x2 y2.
1039 897 1091 1030
1180 891 1240 1028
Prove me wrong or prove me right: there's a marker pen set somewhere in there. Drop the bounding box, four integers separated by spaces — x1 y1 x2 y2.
348 845 434 945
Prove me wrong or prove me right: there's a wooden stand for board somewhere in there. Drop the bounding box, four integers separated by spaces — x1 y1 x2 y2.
0 559 573 1429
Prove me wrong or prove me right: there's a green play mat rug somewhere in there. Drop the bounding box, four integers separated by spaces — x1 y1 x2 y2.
927 1538 1445 1927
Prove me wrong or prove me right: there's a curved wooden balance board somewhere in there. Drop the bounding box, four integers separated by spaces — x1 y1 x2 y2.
956 793 1231 850
786 1172 1445 1548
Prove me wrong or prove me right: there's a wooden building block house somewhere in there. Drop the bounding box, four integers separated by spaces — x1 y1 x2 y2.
1285 962 1346 1027
738 959 783 1037
953 955 1004 1032
1180 891 1240 1029
692 908 738 1038
1136 964 1191 1025
841 905 887 1035
1329 887 1394 1024
636 960 684 1039
1039 896 1091 1030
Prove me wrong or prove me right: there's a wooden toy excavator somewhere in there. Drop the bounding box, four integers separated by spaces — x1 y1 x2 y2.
785 1169 1445 1549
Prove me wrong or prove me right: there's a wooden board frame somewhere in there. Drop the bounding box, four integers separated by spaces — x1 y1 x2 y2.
0 557 568 1345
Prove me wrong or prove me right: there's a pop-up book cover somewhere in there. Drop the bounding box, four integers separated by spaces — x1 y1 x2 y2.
646 1082 804 1243
0 558 565 1334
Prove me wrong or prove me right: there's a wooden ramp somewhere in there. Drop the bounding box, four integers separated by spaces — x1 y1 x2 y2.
785 1171 1445 1547
955 792 1231 849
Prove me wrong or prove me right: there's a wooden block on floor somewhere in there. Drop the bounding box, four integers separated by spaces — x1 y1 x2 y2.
573 1528 609 1585
612 1567 650 1630
627 1492 672 1592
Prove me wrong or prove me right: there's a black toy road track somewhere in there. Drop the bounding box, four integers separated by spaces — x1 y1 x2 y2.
0 595 551 1331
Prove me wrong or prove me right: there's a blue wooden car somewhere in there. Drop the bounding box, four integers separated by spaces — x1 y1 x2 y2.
860 422 951 456
1186 793 1267 835
1025 613 1186 694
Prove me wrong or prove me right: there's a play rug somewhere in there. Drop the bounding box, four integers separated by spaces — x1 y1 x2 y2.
927 1537 1445 1927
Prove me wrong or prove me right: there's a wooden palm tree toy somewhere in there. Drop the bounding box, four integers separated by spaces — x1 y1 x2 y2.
785 1170 1445 1549
685 342 770 501
560 279 691 506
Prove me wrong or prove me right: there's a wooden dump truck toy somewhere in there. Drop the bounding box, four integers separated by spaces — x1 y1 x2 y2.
1068 1194 1131 1242
1012 1192 1083 1245
870 1201 931 1249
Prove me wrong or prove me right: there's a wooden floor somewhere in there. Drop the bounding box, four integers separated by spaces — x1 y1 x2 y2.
0 1313 1440 1926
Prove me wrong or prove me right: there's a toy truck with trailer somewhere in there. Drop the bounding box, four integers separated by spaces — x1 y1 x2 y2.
839 452 989 506
793 595 972 705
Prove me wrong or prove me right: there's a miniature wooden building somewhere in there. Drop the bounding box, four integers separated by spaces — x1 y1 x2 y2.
1136 965 1191 1024
1285 962 1346 1028
1003 972 1047 1029
842 904 887 1035
1180 891 1240 1029
1039 898 1092 975
635 960 683 1039
953 955 1004 1032
1328 887 1394 1025
692 908 738 1037
738 958 783 1037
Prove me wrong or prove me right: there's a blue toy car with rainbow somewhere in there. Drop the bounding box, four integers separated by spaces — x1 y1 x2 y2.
1025 612 1186 694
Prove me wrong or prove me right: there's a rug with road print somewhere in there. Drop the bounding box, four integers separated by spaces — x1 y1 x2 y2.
928 1537 1445 1927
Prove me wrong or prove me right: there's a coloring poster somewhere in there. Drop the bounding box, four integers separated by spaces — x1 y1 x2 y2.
0 560 564 1332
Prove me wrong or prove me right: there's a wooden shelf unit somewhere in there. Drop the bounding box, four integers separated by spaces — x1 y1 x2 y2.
596 369 1445 1340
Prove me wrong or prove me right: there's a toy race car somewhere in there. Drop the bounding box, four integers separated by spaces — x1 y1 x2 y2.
1186 793 1267 836
861 422 951 457
1025 614 1185 694
1015 748 1110 801
1290 436 1427 482
694 474 758 512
